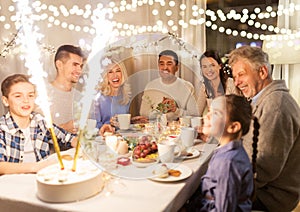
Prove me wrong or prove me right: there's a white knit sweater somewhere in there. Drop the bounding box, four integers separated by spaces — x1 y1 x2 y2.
140 77 200 120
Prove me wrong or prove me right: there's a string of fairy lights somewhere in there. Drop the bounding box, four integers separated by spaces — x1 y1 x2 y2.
0 0 300 58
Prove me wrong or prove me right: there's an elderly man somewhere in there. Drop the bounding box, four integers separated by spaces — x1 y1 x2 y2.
229 46 300 212
140 50 199 121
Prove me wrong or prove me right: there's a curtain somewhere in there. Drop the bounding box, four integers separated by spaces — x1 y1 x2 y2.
273 0 300 104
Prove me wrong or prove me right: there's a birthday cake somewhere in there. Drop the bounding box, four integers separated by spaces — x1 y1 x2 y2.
36 158 103 203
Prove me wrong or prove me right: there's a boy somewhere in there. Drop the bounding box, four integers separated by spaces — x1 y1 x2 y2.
0 74 77 175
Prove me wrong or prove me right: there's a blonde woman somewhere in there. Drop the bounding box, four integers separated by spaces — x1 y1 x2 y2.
90 60 131 129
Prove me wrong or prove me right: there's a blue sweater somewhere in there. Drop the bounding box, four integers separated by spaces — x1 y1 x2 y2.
90 93 130 129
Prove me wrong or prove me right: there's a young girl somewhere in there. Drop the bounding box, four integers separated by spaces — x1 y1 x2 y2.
0 74 77 175
189 94 259 211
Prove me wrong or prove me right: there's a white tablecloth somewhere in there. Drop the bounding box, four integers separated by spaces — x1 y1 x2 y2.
0 143 217 212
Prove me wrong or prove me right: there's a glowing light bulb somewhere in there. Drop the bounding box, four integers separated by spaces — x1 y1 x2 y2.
152 9 158 15
211 24 217 30
166 10 172 16
169 1 175 7
172 25 178 31
168 20 174 26
4 23 11 29
180 4 186 10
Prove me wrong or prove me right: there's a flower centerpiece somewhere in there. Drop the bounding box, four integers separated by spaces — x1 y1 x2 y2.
144 96 174 141
144 95 172 119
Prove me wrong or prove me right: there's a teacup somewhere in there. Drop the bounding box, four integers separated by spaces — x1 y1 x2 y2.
158 141 181 163
117 114 131 130
85 119 98 139
86 119 97 131
94 138 118 170
180 127 196 151
191 117 203 128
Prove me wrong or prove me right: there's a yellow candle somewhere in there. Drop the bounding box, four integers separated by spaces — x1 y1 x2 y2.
49 127 64 170
72 130 83 172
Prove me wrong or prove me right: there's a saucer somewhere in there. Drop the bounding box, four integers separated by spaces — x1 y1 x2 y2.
179 149 201 160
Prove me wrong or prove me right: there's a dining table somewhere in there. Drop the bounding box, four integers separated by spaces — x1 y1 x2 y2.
0 135 217 212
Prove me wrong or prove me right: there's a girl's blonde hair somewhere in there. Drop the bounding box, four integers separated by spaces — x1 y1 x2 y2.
99 59 131 105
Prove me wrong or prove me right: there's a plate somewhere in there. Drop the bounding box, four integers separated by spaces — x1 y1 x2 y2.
131 159 158 168
179 149 200 160
131 124 146 131
131 153 159 168
118 124 145 133
149 163 193 182
194 139 203 144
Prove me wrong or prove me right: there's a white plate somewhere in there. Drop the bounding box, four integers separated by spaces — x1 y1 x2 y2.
118 124 144 133
131 158 159 168
179 149 201 160
149 163 193 182
131 124 147 131
194 139 203 144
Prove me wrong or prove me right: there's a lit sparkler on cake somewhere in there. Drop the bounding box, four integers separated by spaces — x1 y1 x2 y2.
72 6 114 172
16 0 113 202
17 0 65 170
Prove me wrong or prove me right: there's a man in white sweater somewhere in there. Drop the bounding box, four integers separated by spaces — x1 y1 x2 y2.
140 50 199 121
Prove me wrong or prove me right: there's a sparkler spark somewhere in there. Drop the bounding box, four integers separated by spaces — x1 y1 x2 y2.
17 0 64 169
72 7 114 171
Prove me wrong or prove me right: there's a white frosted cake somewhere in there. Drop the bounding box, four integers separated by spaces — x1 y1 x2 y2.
36 158 103 203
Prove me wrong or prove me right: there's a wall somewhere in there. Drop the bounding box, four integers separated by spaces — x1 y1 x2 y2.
0 1 206 116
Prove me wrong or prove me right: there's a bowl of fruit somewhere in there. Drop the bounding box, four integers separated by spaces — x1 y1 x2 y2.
132 136 158 168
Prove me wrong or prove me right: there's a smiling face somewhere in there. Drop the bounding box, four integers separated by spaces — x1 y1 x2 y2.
202 96 227 139
231 59 265 99
200 56 221 81
57 53 84 84
2 82 36 120
158 55 178 83
107 63 123 89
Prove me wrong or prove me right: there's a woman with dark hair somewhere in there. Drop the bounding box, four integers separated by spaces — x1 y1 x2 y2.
197 50 240 115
